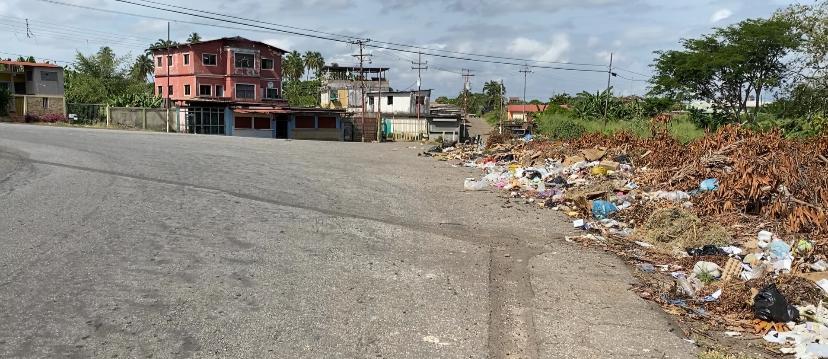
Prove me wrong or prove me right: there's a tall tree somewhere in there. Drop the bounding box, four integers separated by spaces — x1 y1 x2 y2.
150 39 179 50
186 32 202 44
302 51 325 80
651 18 801 122
775 1 828 119
482 80 504 113
66 47 156 105
283 51 304 82
130 53 155 82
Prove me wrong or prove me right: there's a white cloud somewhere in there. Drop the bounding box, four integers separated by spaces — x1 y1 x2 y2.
594 51 624 64
507 34 570 63
710 8 733 23
587 36 600 48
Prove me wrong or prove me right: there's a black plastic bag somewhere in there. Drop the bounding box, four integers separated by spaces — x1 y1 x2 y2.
753 284 800 322
686 245 727 257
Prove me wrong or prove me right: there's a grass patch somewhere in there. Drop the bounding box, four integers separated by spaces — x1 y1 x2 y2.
535 111 705 143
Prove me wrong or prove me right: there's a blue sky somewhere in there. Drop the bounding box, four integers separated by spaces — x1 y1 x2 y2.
0 0 800 100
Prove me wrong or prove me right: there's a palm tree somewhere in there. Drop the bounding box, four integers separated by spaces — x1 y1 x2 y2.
150 39 179 50
302 51 325 80
483 80 504 113
130 53 155 82
283 51 304 82
187 32 202 44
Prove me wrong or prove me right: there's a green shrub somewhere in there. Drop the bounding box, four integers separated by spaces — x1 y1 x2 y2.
537 113 587 140
0 89 11 116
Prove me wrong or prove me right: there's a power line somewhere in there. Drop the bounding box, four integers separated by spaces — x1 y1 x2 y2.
37 0 612 75
118 0 608 68
0 22 149 49
615 67 649 78
104 0 608 73
125 0 361 42
0 50 74 64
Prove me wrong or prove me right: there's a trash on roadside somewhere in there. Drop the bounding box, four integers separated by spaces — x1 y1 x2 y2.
591 200 618 219
703 288 723 302
753 284 800 323
463 178 488 191
699 178 719 192
693 261 722 280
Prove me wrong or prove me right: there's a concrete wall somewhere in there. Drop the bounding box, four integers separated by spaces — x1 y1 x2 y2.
293 128 341 141
110 107 175 131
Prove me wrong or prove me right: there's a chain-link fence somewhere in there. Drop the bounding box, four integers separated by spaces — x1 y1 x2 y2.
67 103 106 125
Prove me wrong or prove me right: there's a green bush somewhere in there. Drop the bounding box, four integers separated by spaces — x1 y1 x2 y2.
0 89 11 116
537 113 586 140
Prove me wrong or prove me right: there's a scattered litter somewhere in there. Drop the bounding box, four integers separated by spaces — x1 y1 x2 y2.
699 178 719 192
753 284 800 323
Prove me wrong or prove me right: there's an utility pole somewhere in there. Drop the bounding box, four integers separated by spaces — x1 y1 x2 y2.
604 52 614 122
377 67 383 142
519 65 532 125
166 22 171 109
411 51 428 125
351 39 372 142
499 80 504 134
461 69 474 142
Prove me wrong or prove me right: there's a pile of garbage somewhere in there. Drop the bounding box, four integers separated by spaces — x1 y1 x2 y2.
425 125 828 357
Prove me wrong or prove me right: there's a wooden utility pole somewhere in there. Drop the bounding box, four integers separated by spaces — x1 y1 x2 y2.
604 52 614 121
461 69 474 141
351 39 372 142
411 52 428 124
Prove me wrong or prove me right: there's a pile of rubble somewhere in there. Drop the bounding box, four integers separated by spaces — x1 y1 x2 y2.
425 125 828 357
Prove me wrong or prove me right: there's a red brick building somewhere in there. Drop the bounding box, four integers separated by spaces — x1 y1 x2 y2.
151 37 344 140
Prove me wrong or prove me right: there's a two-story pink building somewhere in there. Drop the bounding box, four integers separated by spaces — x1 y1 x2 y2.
152 36 344 140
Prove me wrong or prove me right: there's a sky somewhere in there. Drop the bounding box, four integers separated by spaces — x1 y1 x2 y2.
0 0 802 100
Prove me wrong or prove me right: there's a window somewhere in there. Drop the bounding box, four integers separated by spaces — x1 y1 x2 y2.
184 84 191 96
253 118 271 129
26 71 32 81
199 85 212 96
157 86 163 96
202 53 217 66
318 117 336 129
234 53 254 68
235 117 252 129
235 84 255 99
264 88 279 99
387 96 394 105
40 71 58 82
42 98 49 109
295 116 314 128
183 53 190 65
261 58 273 70
167 55 173 67
185 107 225 135
168 85 173 96
156 57 162 66
216 85 224 97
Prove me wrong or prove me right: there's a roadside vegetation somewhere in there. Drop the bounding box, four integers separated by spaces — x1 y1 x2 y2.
437 1 828 143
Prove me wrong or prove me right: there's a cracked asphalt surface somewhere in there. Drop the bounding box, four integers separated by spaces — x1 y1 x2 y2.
0 123 697 358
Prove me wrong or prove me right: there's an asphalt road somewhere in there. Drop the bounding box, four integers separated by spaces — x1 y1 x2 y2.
0 123 697 358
